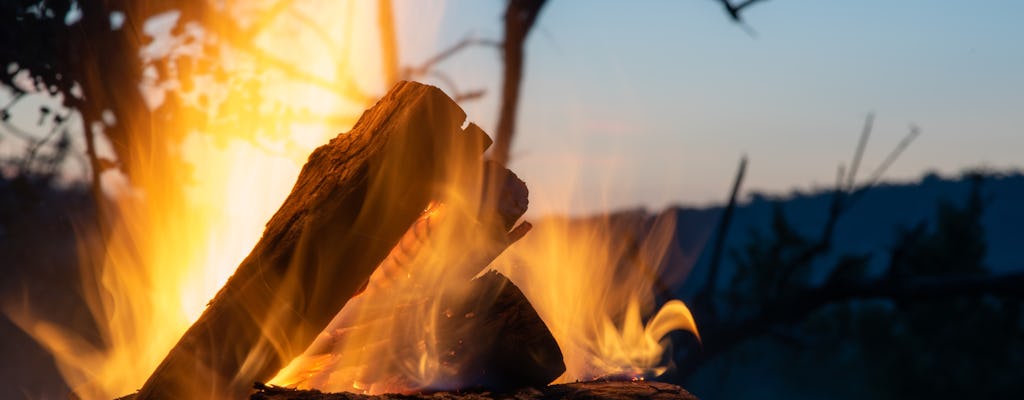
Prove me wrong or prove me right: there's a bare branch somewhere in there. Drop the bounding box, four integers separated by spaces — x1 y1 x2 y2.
698 155 748 320
492 0 548 166
210 9 373 105
865 124 921 187
404 35 502 80
846 113 874 191
286 8 341 62
425 70 486 104
0 93 40 141
452 89 486 103
718 0 771 22
774 163 847 289
786 121 922 277
19 112 68 172
676 269 1024 378
241 0 297 38
844 124 922 210
675 119 931 379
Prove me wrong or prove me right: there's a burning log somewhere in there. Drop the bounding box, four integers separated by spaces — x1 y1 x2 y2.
251 380 699 400
276 270 563 393
271 162 563 393
437 270 564 391
134 82 537 399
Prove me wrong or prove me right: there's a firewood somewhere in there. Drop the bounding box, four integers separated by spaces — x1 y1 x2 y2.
433 270 564 392
271 161 562 393
250 380 700 400
276 270 563 394
134 82 501 400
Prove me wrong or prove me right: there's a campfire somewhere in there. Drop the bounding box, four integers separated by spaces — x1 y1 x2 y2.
4 80 700 399
10 1 1024 398
90 81 695 399
9 18 700 392
0 0 710 396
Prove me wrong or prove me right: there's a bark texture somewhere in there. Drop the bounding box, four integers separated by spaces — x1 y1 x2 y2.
135 81 492 399
271 161 562 393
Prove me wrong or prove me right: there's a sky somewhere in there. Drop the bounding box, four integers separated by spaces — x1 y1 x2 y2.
392 0 1024 214
2 1 1020 215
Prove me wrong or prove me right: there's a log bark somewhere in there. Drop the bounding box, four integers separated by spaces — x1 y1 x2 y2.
135 82 495 400
250 380 698 400
271 163 562 393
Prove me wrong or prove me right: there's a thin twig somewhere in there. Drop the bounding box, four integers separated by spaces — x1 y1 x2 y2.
404 35 502 79
0 93 40 141
844 124 922 210
492 0 548 166
676 269 1024 379
678 120 926 378
785 120 921 278
865 124 921 188
212 11 373 105
846 113 874 191
452 90 486 103
701 156 748 319
19 113 68 172
242 0 297 39
426 70 486 103
286 8 342 63
0 117 39 141
718 0 771 22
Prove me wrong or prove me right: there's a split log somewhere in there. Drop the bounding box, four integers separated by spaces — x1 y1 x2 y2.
134 82 500 400
251 380 699 400
433 270 565 391
272 164 562 393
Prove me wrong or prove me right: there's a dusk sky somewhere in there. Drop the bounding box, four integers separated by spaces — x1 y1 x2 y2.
391 0 1023 214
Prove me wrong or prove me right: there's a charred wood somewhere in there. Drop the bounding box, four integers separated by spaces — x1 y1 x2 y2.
274 162 561 392
446 271 564 391
281 270 563 393
251 380 698 400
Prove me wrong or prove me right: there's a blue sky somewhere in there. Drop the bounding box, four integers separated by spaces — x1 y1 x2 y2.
393 0 1023 214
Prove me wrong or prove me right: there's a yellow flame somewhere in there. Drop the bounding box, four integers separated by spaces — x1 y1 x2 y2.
9 2 698 397
272 168 701 392
269 135 518 394
6 2 387 398
491 208 700 381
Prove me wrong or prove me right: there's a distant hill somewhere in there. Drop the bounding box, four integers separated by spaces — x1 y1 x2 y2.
634 171 1024 297
653 171 1024 400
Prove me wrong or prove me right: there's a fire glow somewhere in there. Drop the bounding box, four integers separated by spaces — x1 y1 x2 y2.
9 3 699 399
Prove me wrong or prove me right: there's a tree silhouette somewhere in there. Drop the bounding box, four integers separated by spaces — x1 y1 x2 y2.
672 164 1024 398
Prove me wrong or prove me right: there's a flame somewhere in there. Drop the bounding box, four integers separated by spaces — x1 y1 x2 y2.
269 164 700 393
8 1 698 398
268 154 530 394
492 208 700 381
6 1 388 398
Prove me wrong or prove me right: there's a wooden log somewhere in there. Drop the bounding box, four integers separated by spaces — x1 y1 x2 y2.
250 380 699 400
134 82 496 400
433 270 565 392
271 163 562 393
276 270 563 394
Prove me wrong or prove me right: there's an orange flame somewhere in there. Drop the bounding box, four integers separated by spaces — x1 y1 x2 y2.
7 2 699 398
6 2 387 398
492 209 700 381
